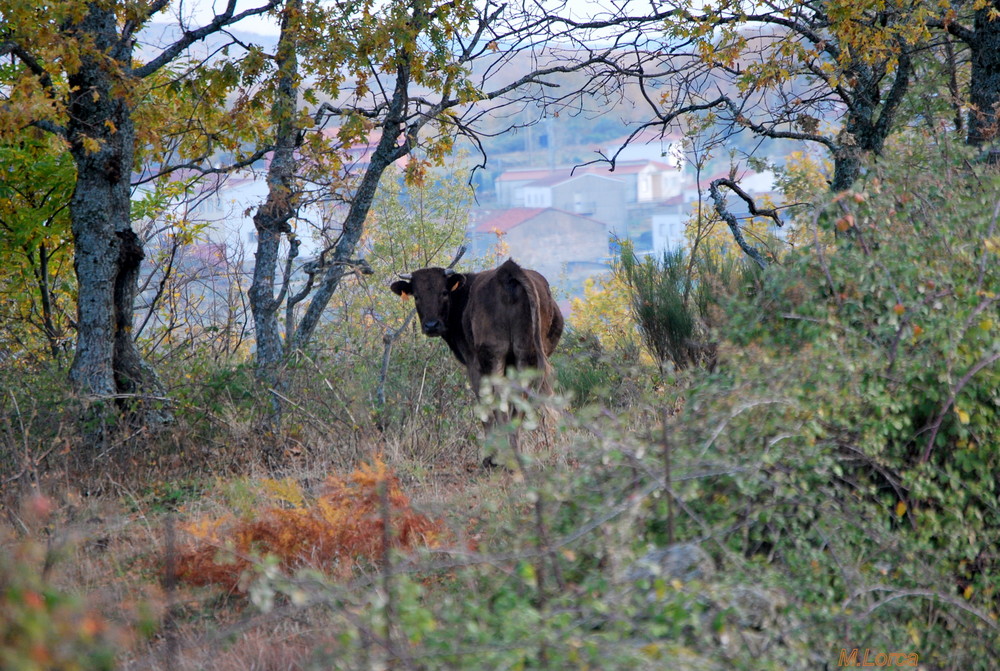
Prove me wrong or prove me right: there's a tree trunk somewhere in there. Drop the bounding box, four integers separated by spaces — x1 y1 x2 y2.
830 54 912 192
831 139 864 193
290 66 411 351
967 1 1000 151
250 225 289 381
247 0 302 446
33 241 63 361
65 4 166 424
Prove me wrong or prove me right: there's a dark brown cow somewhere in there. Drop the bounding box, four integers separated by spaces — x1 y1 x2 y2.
391 258 563 466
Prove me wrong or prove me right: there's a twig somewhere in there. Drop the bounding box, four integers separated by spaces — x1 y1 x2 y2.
708 177 777 269
378 479 407 670
845 585 1000 632
162 515 180 671
810 205 841 308
662 406 675 546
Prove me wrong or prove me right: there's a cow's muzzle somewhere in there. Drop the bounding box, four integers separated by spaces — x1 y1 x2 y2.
422 320 445 336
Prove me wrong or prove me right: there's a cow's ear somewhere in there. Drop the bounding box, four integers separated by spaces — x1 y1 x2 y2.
390 280 412 299
446 273 465 292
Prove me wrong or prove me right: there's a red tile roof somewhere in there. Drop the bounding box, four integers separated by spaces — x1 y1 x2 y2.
473 208 546 233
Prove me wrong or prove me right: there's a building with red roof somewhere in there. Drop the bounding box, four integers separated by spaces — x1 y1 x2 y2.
470 207 610 298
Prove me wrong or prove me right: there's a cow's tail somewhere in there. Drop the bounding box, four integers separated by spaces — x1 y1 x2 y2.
497 258 551 381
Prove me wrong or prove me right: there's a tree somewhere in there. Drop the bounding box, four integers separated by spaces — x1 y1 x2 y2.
0 134 76 364
0 0 280 426
247 0 303 408
590 0 933 192
931 0 1000 151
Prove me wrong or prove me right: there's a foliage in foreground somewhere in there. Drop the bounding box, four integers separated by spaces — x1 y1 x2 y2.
658 141 1000 667
1 497 118 671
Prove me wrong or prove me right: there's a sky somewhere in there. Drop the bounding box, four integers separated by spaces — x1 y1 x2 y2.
161 0 618 37
155 0 282 36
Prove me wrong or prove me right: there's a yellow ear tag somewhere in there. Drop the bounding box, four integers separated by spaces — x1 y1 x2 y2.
400 291 410 300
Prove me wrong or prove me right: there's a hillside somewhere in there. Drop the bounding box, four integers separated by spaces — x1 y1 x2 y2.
2 136 998 669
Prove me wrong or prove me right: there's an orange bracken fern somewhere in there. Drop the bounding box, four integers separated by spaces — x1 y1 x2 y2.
174 459 444 592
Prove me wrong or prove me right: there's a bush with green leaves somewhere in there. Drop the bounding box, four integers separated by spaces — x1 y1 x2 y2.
660 141 1000 667
551 328 648 409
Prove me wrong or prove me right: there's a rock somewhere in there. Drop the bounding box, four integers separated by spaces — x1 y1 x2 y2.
625 542 716 583
728 585 785 630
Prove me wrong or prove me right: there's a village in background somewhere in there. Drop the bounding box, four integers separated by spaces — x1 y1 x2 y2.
154 127 784 319
136 27 787 322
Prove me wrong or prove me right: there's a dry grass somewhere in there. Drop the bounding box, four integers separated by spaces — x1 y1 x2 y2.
0 341 597 670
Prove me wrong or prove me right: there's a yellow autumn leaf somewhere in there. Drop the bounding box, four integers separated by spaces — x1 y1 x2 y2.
262 477 306 509
964 585 974 599
956 408 971 424
895 500 907 518
641 643 663 659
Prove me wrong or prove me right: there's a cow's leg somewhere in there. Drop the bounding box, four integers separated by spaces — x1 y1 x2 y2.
511 326 550 393
474 345 513 468
511 345 557 456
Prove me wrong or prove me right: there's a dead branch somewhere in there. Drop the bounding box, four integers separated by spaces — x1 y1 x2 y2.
708 177 781 269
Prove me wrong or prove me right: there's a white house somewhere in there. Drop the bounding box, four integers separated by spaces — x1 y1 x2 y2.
601 127 686 167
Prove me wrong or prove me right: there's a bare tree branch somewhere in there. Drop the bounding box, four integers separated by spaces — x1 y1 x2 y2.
708 178 771 269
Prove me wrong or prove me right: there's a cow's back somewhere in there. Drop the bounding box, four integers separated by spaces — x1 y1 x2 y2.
463 260 561 367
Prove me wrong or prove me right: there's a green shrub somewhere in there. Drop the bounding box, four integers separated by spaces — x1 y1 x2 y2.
616 244 697 369
616 241 760 371
664 144 1000 667
552 329 645 408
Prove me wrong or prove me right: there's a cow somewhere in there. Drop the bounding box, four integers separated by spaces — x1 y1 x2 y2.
390 258 563 467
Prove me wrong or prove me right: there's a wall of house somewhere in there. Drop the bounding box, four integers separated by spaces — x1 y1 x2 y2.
522 186 553 207
495 178 533 207
549 175 626 234
503 210 608 287
652 206 688 256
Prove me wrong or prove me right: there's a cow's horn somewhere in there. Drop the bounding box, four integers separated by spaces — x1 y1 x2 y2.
443 268 456 276
397 272 412 280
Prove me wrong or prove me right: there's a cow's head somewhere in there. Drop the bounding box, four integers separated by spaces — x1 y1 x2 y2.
390 267 465 337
